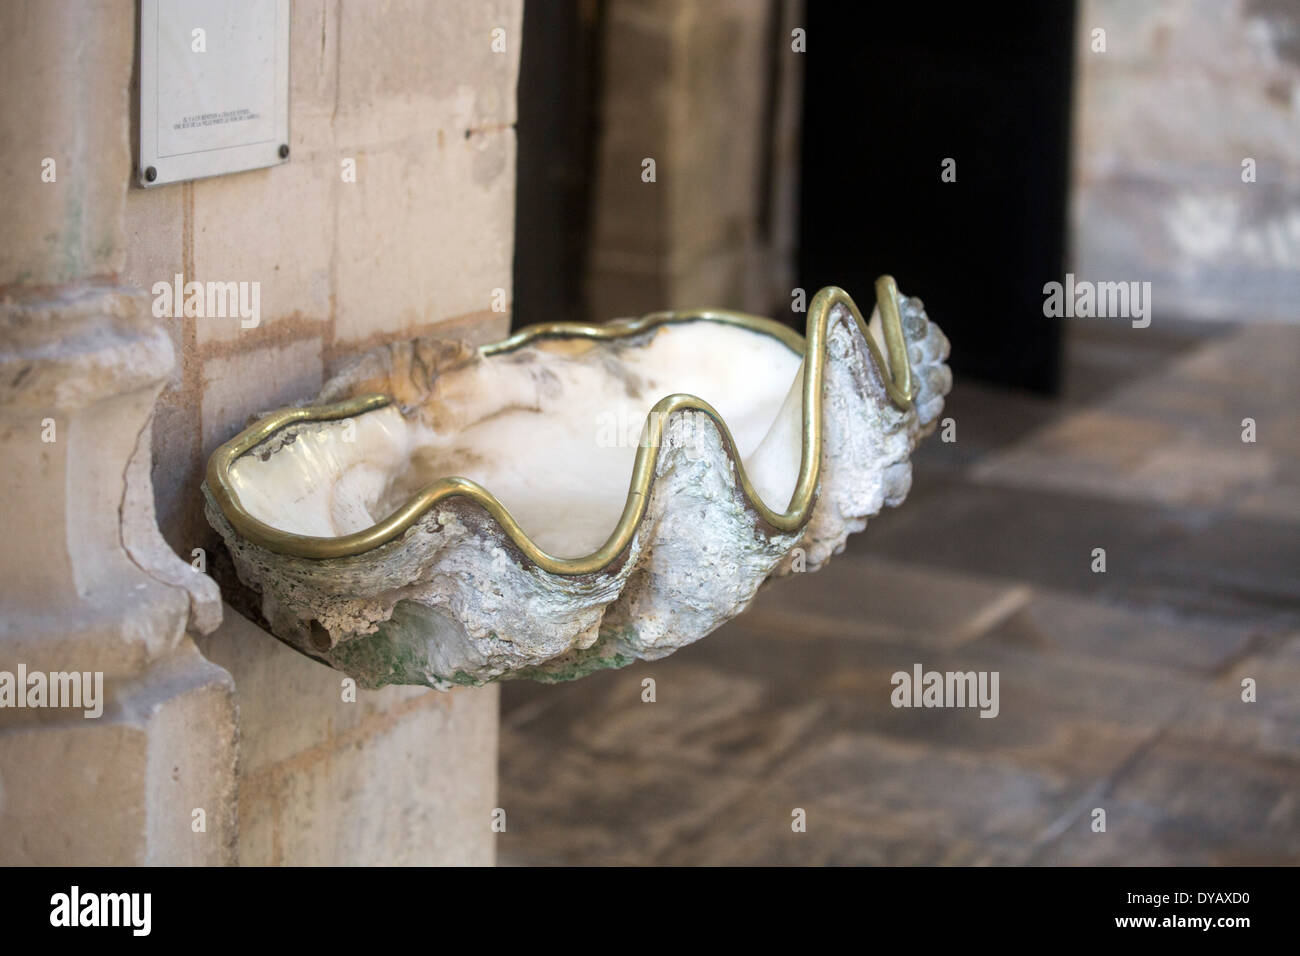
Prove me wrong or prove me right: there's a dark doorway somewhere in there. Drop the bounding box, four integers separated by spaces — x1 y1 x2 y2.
799 2 1076 394
512 0 604 329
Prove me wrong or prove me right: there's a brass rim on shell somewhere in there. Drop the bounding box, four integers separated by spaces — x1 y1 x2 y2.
204 275 915 572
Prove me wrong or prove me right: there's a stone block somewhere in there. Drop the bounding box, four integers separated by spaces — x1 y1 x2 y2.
200 605 497 865
190 161 335 345
335 0 521 134
0 647 237 865
333 129 516 343
199 338 323 454
266 686 497 865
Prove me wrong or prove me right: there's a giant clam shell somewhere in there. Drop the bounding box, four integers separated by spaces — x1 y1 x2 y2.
203 278 951 688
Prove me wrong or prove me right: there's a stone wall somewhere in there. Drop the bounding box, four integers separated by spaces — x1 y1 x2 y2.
1 0 517 865
1072 0 1300 322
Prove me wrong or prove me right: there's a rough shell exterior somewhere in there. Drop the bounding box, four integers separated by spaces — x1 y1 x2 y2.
204 295 951 688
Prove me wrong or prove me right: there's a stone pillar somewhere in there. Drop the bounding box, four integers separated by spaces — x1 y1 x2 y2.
0 0 235 865
1 0 515 865
1072 0 1300 322
585 0 804 321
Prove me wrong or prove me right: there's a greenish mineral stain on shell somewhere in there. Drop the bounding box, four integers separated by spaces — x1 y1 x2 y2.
325 601 457 689
324 602 639 688
514 627 639 683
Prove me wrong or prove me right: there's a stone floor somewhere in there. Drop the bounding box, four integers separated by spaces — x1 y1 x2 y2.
497 318 1300 865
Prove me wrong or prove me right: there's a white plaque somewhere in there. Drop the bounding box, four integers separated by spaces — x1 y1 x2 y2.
138 0 290 187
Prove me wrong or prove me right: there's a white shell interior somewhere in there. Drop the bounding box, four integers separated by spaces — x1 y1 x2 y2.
228 321 806 558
